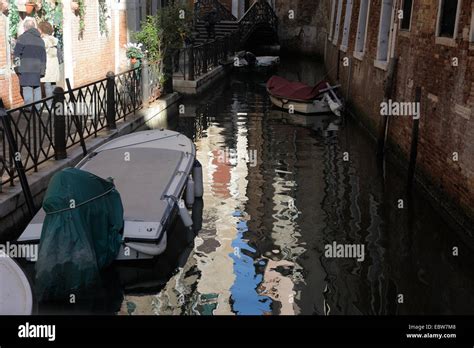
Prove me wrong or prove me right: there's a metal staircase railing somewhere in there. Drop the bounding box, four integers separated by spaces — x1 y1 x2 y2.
237 0 278 44
177 0 278 82
193 0 278 46
194 0 237 22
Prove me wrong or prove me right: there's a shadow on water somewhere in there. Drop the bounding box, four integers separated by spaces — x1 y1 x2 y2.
26 55 474 315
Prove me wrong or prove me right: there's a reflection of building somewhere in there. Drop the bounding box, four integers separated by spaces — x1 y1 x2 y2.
0 0 167 108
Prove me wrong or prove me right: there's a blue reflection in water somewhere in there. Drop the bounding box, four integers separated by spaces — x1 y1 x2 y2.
230 211 272 315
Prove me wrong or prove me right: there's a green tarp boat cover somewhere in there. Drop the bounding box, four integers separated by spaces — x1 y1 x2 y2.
35 168 124 302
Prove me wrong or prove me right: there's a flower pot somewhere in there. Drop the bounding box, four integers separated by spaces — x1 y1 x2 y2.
25 3 35 15
71 1 79 12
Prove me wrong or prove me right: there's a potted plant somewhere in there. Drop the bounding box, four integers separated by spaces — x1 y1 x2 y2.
25 0 37 14
124 42 144 67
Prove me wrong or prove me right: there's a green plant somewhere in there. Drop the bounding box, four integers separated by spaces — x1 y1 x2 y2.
133 1 192 86
133 15 161 62
41 1 64 55
42 0 63 29
124 43 144 60
8 1 20 41
98 0 109 36
77 0 85 38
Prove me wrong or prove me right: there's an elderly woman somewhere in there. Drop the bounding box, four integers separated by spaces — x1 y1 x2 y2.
38 21 60 106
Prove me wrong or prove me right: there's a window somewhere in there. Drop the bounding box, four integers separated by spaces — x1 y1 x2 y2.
436 0 461 38
341 0 353 50
355 0 370 54
376 0 394 62
400 0 413 31
333 0 344 45
329 0 337 40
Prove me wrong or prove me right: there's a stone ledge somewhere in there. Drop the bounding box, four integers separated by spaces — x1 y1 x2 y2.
173 66 227 95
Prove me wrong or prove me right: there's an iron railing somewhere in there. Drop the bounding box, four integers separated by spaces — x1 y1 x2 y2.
238 0 279 44
176 30 239 81
178 0 278 82
194 0 237 22
0 63 161 191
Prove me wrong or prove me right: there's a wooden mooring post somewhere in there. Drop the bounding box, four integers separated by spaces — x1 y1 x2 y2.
407 86 422 189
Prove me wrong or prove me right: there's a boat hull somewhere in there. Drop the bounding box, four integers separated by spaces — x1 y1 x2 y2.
17 130 197 261
269 94 332 115
0 254 33 315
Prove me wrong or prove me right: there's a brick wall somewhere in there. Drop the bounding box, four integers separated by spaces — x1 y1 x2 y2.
70 0 116 86
274 0 330 56
324 0 474 223
0 13 9 106
0 12 23 109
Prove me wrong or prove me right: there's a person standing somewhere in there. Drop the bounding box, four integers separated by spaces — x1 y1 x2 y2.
204 8 219 41
13 18 46 106
38 21 60 107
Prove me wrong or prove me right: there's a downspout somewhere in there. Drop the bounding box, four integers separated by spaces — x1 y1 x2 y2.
377 0 400 160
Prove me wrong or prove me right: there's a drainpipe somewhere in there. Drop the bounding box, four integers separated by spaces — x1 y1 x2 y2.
377 0 400 159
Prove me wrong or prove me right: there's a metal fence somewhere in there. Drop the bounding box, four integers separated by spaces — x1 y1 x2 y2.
0 63 160 192
176 31 239 81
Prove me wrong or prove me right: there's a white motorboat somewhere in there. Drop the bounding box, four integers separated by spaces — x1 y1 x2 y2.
17 129 203 261
0 253 33 315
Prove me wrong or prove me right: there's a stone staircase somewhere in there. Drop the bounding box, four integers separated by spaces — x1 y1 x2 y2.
192 20 240 46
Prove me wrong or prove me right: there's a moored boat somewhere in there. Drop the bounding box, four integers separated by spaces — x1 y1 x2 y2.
0 254 33 315
234 51 280 74
266 76 343 116
17 129 203 262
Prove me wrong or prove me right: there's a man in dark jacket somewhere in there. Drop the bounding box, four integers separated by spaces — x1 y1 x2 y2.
204 8 219 41
13 18 47 106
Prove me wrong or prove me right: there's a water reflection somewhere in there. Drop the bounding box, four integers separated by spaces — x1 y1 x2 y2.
36 56 474 315
142 56 474 316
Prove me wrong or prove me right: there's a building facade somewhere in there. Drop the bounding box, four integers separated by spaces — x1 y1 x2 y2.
0 0 169 109
323 0 474 225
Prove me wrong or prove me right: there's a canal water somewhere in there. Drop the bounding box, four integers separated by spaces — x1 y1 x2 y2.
38 56 474 315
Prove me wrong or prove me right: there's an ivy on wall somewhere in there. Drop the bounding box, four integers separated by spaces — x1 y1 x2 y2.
76 0 86 38
98 0 109 37
8 1 20 42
